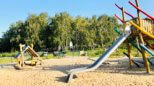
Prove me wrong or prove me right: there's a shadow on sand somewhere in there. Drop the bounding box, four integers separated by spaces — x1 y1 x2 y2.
42 64 89 74
0 63 15 69
42 58 154 83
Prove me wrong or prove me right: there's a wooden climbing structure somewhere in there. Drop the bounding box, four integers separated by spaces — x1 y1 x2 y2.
115 0 154 73
14 44 42 70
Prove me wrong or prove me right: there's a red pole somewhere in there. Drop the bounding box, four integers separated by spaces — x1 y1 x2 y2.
115 4 135 19
114 14 125 23
129 1 154 20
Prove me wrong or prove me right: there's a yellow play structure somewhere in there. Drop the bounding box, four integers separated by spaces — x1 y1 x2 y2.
115 0 154 73
14 44 42 69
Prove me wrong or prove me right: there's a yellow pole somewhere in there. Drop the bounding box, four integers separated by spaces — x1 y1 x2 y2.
129 21 154 39
122 8 133 68
135 0 150 73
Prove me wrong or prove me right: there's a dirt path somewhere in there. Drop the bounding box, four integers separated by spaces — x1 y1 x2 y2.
0 56 154 86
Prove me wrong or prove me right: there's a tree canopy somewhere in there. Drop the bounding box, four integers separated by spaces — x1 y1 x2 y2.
0 12 120 52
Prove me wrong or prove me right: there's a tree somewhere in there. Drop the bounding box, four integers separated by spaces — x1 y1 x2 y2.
0 21 25 51
47 12 72 51
94 15 118 48
0 12 120 52
24 13 48 50
71 16 94 50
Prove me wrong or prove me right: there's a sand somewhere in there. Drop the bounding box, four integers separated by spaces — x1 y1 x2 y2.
0 56 154 86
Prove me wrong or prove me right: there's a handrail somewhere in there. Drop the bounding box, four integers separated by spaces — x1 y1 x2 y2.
129 21 154 39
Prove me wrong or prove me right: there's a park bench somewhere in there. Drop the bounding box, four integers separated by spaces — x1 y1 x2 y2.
53 51 66 57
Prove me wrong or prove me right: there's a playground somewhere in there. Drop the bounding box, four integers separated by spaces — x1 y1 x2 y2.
1 56 154 86
0 0 153 86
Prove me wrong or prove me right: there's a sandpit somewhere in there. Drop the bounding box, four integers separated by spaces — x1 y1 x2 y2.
0 56 154 86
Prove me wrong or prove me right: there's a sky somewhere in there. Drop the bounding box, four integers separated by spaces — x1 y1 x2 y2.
0 0 153 38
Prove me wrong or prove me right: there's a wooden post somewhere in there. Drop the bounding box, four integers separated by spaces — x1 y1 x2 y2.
122 8 126 30
30 44 34 60
17 44 22 67
30 44 34 49
122 8 133 68
135 0 150 73
19 43 24 67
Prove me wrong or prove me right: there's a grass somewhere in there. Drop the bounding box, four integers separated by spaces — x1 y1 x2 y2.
0 51 56 64
0 57 16 64
65 47 144 58
41 53 55 60
0 52 18 57
0 47 152 64
110 47 142 58
0 54 56 64
66 50 80 56
87 48 105 57
65 49 105 57
0 52 18 64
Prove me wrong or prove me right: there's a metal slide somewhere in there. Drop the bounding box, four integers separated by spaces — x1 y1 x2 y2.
139 44 154 66
66 26 131 83
140 44 154 56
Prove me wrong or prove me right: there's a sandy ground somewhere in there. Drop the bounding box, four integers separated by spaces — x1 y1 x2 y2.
0 56 154 86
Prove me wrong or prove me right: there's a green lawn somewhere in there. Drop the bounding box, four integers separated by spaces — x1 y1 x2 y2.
66 47 143 58
0 47 150 64
0 52 18 57
0 57 16 64
0 52 56 64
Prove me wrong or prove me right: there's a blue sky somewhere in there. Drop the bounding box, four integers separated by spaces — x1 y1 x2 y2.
0 0 153 38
